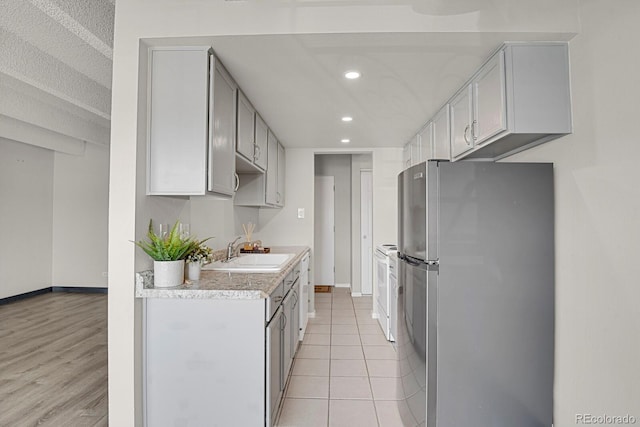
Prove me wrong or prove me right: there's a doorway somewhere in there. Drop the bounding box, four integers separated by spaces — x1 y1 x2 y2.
314 153 373 295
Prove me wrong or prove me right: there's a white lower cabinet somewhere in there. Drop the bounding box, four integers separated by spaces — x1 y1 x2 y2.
144 260 308 427
144 298 266 427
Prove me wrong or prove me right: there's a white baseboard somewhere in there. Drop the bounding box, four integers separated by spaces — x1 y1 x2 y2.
335 283 351 288
371 312 379 319
351 292 362 297
308 311 316 318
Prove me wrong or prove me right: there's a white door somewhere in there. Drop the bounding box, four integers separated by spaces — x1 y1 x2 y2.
314 176 334 286
360 170 373 295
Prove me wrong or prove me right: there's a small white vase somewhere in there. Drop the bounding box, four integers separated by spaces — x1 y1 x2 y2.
187 262 201 281
153 260 185 288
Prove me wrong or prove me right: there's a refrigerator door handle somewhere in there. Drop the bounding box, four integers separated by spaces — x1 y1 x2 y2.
402 255 439 271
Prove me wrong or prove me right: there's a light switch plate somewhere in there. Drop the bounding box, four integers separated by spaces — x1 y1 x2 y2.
297 208 305 219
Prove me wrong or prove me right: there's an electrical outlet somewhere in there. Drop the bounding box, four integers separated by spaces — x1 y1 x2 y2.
297 208 305 219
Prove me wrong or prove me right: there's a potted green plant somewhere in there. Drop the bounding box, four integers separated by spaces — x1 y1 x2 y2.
185 242 214 281
134 220 207 288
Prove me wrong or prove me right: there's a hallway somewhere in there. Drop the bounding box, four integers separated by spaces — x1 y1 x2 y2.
276 288 404 427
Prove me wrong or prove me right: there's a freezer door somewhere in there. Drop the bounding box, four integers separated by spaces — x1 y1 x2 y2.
399 162 439 261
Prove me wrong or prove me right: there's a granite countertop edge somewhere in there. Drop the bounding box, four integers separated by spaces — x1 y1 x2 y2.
135 246 310 300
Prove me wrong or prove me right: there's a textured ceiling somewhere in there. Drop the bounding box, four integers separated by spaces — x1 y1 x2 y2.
0 0 114 148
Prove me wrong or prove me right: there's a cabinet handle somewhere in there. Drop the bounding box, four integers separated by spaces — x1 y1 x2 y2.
234 173 240 191
254 144 261 161
463 125 471 146
471 120 478 141
281 312 287 330
276 192 281 203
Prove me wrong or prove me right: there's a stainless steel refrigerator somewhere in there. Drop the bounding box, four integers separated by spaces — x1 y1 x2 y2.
396 160 554 427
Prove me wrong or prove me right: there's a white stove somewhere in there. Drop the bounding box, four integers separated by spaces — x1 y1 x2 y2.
374 244 397 341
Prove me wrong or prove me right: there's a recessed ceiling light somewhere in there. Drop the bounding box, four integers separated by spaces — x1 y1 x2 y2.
341 139 350 143
342 116 353 122
344 71 361 79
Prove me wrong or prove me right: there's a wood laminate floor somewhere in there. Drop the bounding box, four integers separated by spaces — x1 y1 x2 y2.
0 292 108 426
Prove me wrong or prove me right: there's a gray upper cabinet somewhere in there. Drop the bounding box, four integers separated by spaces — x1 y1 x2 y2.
450 84 474 159
400 42 571 170
254 114 268 171
146 46 236 196
265 131 279 206
402 144 411 169
147 47 208 195
418 123 433 162
472 51 507 145
234 126 286 208
432 104 450 160
277 142 285 207
236 90 266 173
455 42 572 160
236 90 256 162
208 58 237 196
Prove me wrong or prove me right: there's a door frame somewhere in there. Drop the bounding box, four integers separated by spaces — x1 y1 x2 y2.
360 169 373 295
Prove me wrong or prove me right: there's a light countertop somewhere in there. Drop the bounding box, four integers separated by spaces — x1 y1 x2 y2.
135 246 310 300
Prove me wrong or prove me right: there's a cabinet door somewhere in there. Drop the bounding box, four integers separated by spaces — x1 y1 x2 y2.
254 114 268 170
265 130 278 205
267 309 283 427
299 254 310 340
418 123 433 162
236 90 256 161
402 144 411 169
409 134 420 166
147 47 208 195
432 104 450 160
208 58 237 196
473 51 506 145
282 291 294 384
290 282 300 357
450 84 474 158
277 142 285 207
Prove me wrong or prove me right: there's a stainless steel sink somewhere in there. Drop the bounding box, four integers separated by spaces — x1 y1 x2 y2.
202 253 295 272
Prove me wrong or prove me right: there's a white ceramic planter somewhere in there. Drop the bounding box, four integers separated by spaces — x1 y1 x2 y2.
187 262 201 281
153 260 185 288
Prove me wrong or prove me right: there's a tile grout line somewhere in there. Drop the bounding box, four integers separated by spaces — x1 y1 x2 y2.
352 289 383 427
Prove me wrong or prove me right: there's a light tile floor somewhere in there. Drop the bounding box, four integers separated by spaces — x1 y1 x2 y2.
276 288 405 427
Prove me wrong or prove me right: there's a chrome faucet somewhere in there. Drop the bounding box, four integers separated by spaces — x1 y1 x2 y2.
226 236 242 261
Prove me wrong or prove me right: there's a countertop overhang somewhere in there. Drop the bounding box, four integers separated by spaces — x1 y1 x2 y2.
135 246 310 300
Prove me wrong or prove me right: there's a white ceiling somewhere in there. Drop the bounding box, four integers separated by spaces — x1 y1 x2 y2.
0 0 114 147
2 0 574 150
148 32 573 148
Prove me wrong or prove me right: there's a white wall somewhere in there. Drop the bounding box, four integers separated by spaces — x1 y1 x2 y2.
505 1 640 422
0 137 110 299
315 154 352 286
52 143 110 287
0 138 53 299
